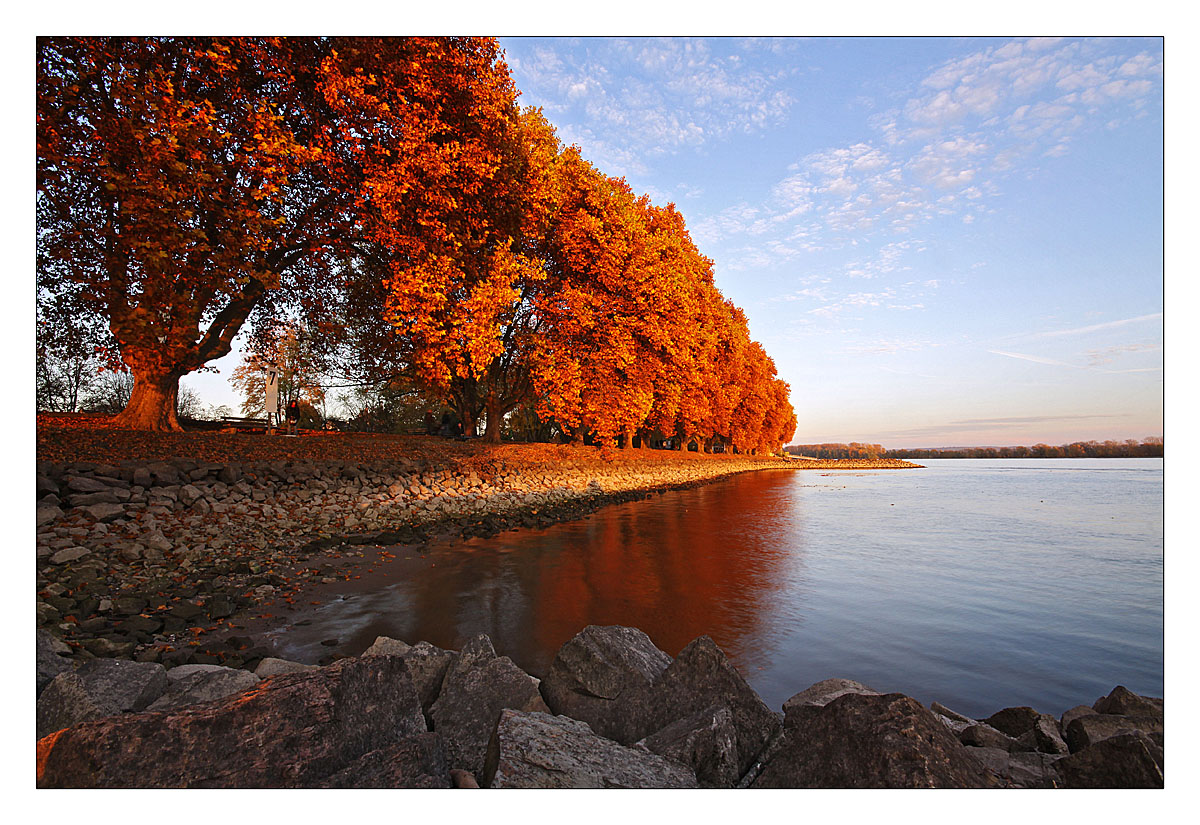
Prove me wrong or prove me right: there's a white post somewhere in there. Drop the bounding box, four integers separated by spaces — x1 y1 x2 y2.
265 365 279 432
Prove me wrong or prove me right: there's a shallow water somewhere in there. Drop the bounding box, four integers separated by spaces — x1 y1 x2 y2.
263 458 1163 717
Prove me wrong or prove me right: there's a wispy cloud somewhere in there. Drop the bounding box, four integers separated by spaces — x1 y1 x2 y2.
506 37 796 176
1033 312 1162 338
988 349 1082 368
704 37 1160 274
989 348 1163 375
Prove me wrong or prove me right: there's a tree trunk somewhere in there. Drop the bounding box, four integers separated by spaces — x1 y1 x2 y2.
482 393 503 443
112 365 182 432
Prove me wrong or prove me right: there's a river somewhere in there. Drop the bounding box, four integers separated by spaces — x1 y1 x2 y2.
261 458 1164 718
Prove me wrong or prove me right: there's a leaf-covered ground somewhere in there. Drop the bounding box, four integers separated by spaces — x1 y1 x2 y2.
35 412 778 472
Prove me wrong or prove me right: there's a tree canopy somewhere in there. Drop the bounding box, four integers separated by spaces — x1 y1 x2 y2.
37 36 796 453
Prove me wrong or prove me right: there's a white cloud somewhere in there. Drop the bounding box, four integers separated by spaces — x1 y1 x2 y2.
1033 312 1163 338
508 37 796 159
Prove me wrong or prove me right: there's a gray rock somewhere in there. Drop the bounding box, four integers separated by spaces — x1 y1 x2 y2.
132 467 153 488
37 659 168 739
785 677 881 711
400 641 455 715
930 701 976 725
254 658 319 678
65 476 112 493
36 504 64 527
49 547 90 565
1064 713 1164 753
539 624 671 744
78 502 125 522
316 733 452 788
361 636 412 657
147 462 182 486
783 677 881 728
37 629 75 696
483 710 698 788
179 484 204 506
970 747 1063 788
644 635 781 779
143 532 173 553
37 475 60 498
1092 685 1163 718
752 692 995 788
959 723 1024 751
982 706 1068 754
38 655 428 788
636 704 739 788
147 666 261 712
429 634 550 776
1054 732 1163 788
1061 704 1098 730
69 490 120 507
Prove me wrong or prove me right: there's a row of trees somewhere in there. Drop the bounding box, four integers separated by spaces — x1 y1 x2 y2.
36 36 795 453
885 438 1164 459
785 443 886 460
786 439 1164 459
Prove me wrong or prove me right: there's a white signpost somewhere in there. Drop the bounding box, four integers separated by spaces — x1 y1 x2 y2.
265 365 279 432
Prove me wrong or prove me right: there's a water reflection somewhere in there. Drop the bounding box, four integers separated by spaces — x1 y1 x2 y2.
265 470 805 679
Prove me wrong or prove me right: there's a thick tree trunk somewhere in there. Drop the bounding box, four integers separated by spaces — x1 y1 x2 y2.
482 393 503 443
112 365 182 432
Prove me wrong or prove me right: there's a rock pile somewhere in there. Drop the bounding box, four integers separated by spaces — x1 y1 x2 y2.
36 625 1163 789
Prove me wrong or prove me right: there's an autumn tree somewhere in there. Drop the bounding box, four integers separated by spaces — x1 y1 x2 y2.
37 36 525 431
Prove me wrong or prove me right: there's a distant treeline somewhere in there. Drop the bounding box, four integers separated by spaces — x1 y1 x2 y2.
785 443 886 460
787 438 1163 460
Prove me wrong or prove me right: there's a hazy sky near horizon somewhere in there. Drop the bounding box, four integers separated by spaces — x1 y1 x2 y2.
180 35 1164 449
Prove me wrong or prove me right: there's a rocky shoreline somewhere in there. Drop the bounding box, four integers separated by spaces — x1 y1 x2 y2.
36 624 1164 788
35 448 917 670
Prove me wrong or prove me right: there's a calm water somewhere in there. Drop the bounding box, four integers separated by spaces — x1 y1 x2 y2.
263 458 1164 718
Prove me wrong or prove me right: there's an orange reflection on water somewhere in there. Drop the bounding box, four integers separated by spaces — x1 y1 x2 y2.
265 470 807 681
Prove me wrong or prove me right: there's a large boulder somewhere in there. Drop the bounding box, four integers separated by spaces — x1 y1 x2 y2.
1064 713 1164 753
146 665 261 712
428 634 549 776
1061 704 1098 730
253 658 319 678
483 709 698 788
403 642 456 715
982 706 1068 754
539 625 671 744
969 747 1064 788
37 659 167 739
316 733 451 788
644 635 781 778
361 636 411 657
1054 732 1164 788
360 638 453 714
37 655 427 788
36 629 74 696
783 677 880 727
959 724 1023 751
1092 685 1163 718
752 693 995 788
635 704 739 788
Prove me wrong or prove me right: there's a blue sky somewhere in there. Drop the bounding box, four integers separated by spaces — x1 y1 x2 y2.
492 36 1165 448
24 25 1159 449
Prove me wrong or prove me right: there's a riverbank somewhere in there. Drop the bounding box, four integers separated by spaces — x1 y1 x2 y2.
35 416 921 670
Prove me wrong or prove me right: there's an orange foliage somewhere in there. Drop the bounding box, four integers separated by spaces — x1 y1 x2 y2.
38 36 796 449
